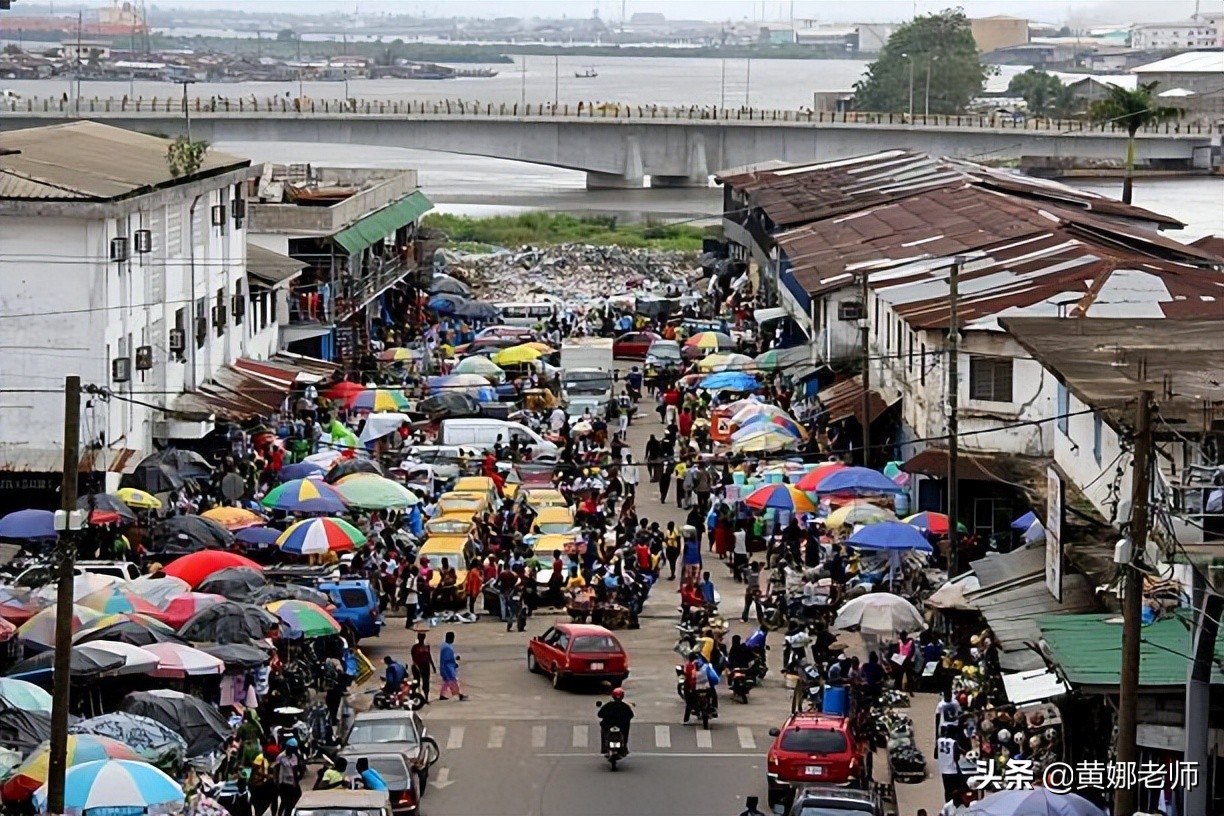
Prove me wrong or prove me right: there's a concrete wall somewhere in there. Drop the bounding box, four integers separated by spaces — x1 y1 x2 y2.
0 180 255 470
2 112 1205 189
248 169 420 235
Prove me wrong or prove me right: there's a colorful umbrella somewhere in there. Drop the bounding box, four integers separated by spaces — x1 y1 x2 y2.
76 494 137 526
115 487 162 510
143 643 225 679
333 474 420 510
70 713 187 771
814 466 907 496
0 509 56 541
0 588 49 625
684 331 734 350
795 462 847 492
700 371 760 392
0 677 52 712
6 643 127 680
200 506 265 531
349 388 412 413
732 421 799 442
265 600 342 639
826 501 895 528
903 512 967 536
738 412 808 440
731 401 789 425
34 573 120 603
754 349 786 371
73 615 186 648
279 461 326 481
375 347 424 363
697 352 754 373
276 518 366 556
847 521 934 552
324 380 365 402
260 478 347 514
79 641 161 675
17 605 104 648
33 759 184 814
161 550 263 589
234 526 283 548
730 426 799 453
744 484 817 514
125 576 191 609
452 356 503 378
79 588 164 619
157 593 226 630
491 345 544 366
178 602 278 644
3 737 142 801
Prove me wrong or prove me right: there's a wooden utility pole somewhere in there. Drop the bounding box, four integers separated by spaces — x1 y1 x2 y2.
1115 387 1152 816
946 258 962 575
46 375 81 815
859 271 871 467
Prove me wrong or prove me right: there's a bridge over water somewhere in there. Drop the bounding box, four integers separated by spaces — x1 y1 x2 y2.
1 97 1216 189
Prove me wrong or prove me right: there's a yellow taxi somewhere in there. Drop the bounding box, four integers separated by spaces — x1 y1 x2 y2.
436 491 490 520
532 506 578 536
453 476 501 506
520 487 569 513
419 516 474 602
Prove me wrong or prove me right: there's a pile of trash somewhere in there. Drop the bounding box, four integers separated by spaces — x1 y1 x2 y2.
433 243 700 304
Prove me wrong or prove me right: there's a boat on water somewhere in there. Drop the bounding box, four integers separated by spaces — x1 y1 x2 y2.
575 67 598 78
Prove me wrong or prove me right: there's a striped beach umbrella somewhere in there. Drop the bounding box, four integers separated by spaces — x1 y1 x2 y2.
334 475 421 510
260 478 347 514
3 737 142 801
33 759 184 814
265 600 342 639
276 518 366 556
79 587 164 619
744 483 817 514
17 605 104 649
349 388 411 413
683 331 734 351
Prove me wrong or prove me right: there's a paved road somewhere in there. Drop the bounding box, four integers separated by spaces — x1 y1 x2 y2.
361 391 783 815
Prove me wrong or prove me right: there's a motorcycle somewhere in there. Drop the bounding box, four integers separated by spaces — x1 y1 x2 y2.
596 702 628 771
687 688 718 730
728 667 754 704
373 678 426 711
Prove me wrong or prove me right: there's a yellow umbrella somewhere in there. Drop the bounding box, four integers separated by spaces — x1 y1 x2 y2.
826 501 895 528
493 344 545 365
522 342 554 353
200 506 265 530
697 352 754 373
730 426 798 453
114 487 161 510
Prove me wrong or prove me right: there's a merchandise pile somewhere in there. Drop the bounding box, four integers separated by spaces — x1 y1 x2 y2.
434 243 700 304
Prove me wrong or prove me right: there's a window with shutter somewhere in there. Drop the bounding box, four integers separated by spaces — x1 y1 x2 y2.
968 358 1014 403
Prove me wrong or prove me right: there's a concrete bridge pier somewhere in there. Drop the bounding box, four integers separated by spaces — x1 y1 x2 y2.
649 132 711 188
586 134 645 189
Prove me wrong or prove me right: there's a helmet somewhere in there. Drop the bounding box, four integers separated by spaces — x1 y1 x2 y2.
611 688 625 701
285 738 299 748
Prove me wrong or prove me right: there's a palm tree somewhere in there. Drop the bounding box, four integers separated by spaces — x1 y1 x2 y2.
1088 81 1181 205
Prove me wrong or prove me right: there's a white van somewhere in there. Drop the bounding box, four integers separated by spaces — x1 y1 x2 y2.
437 418 559 461
496 302 557 328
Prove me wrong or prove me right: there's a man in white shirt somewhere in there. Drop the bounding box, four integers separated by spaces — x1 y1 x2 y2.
935 725 963 804
935 689 961 736
549 406 566 433
621 455 640 500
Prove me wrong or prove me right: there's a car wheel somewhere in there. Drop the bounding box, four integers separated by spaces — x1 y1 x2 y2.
552 666 565 690
527 651 540 674
422 736 440 766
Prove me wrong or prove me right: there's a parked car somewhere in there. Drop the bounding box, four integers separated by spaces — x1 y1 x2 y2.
644 339 682 377
786 786 882 816
319 580 383 641
336 749 422 816
14 560 141 588
612 331 660 360
294 789 392 816
343 710 440 815
766 713 869 810
527 623 628 689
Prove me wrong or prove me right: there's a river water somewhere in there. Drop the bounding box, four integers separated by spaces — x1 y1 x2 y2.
3 57 1221 238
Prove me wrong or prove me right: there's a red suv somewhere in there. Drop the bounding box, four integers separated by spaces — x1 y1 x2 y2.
766 713 868 809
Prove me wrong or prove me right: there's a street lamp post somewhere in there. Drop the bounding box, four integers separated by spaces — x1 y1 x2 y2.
924 56 939 117
177 79 195 141
902 53 915 118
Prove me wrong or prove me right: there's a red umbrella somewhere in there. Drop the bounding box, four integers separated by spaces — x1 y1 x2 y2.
162 551 263 588
160 593 227 629
325 380 365 403
795 463 847 492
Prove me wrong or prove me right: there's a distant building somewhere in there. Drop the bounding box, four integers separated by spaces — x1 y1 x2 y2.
1085 47 1150 72
60 40 112 62
793 26 856 51
855 23 895 54
983 42 1072 67
1133 50 1224 119
1130 19 1218 51
971 15 1029 53
758 24 795 45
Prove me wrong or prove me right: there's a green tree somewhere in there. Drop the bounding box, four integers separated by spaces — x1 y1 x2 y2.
1007 68 1079 117
853 9 986 115
1088 81 1181 204
276 28 298 42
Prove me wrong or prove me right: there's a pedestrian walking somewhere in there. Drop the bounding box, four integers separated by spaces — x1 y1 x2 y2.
621 454 640 500
273 739 304 816
438 630 467 701
410 631 435 702
664 521 681 580
659 455 674 503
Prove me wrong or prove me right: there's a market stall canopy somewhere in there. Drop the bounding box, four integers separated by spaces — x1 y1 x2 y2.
78 588 163 619
278 461 327 481
276 518 365 556
7 644 126 680
70 713 187 770
252 584 331 607
0 701 59 757
33 573 119 604
833 593 925 637
1 735 141 802
75 494 137 526
826 501 895 528
334 475 421 510
847 522 933 553
418 392 481 421
743 484 816 514
74 617 188 648
157 593 226 630
77 641 161 675
264 600 341 639
178 601 279 644
126 577 191 609
0 679 51 713
200 507 265 531
17 605 104 649
120 690 231 757
196 566 268 602
700 371 760 392
143 643 225 678
349 388 412 413
815 467 906 496
794 462 847 492
260 478 348 515
114 487 162 511
162 550 262 589
0 510 55 542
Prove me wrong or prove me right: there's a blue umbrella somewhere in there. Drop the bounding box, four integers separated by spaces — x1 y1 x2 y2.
0 509 55 541
279 461 325 481
33 759 183 814
814 466 906 496
848 521 934 552
699 371 759 392
234 526 283 548
427 294 463 314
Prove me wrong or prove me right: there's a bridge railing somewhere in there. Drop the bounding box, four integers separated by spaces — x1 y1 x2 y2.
0 96 1212 135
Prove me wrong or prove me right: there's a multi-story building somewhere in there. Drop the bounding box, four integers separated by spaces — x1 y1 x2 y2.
1130 19 1219 51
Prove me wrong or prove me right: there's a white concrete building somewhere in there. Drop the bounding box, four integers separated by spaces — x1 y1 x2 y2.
1130 20 1219 51
0 122 304 509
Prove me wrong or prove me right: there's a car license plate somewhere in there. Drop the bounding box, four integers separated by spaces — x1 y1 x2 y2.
590 662 604 670
805 766 824 777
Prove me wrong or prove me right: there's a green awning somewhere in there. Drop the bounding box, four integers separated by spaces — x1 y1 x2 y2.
1039 613 1224 689
332 190 433 255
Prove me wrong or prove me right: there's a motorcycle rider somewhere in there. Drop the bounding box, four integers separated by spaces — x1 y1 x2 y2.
382 655 407 697
727 634 754 674
682 650 720 723
598 688 634 755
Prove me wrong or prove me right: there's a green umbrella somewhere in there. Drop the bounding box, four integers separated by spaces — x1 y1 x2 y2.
453 356 503 379
333 475 421 510
754 349 785 371
265 600 342 639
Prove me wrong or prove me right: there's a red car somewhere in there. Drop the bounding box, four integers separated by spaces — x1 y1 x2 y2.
612 331 660 360
766 713 869 809
527 623 629 689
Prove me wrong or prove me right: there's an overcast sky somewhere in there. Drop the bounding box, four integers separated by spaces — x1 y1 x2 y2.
134 0 1211 26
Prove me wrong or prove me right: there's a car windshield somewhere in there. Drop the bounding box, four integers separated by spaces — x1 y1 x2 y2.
780 728 848 754
439 498 482 514
571 635 619 653
537 522 576 535
426 519 471 535
422 553 462 571
297 808 385 816
798 807 875 816
647 344 681 361
348 721 420 746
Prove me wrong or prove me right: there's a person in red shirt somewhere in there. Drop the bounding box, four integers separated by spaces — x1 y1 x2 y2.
678 408 694 438
634 541 652 572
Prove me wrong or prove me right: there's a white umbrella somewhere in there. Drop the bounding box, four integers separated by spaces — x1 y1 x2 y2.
925 574 981 612
126 576 191 608
34 573 118 603
143 643 225 678
833 592 924 636
82 641 161 676
967 789 1104 816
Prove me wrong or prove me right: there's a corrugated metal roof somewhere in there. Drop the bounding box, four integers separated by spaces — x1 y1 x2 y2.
815 375 895 425
970 545 1046 590
719 150 1181 229
968 573 1096 672
1134 50 1224 74
246 244 306 286
0 121 249 202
